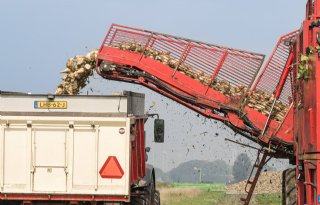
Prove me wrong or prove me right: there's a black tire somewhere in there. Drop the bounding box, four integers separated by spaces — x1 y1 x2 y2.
154 190 160 205
130 178 155 205
146 177 155 205
0 201 20 205
282 168 297 205
130 197 146 205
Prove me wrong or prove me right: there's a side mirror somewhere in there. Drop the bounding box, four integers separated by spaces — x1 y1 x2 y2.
154 119 164 143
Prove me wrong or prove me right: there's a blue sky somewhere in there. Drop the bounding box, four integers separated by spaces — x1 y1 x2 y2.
0 0 307 171
0 0 305 93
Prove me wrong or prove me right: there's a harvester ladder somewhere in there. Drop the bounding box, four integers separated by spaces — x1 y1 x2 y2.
240 149 271 205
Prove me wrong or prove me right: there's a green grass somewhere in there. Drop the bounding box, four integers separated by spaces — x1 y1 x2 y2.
171 183 226 191
256 193 282 205
162 191 281 205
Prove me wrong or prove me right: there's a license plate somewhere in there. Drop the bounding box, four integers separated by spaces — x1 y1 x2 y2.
34 101 67 109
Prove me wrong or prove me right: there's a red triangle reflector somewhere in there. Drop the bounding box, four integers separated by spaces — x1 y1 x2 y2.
99 156 124 179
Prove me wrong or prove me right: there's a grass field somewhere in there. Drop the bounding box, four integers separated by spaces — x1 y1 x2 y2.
157 183 281 205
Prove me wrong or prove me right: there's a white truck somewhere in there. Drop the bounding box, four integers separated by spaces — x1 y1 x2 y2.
0 91 163 205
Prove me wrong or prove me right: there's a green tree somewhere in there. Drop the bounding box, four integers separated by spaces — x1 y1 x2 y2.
169 160 231 183
232 153 251 183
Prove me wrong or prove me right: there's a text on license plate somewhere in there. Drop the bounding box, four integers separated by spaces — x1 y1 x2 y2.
34 101 67 109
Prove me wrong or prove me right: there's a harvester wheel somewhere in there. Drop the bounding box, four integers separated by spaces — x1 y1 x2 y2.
282 168 297 205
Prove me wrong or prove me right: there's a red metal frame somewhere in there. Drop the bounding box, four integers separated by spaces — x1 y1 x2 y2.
96 24 295 150
0 193 129 202
99 23 265 90
130 119 146 184
294 1 320 203
251 30 299 105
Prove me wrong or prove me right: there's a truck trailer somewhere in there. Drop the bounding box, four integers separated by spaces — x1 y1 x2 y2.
0 91 162 205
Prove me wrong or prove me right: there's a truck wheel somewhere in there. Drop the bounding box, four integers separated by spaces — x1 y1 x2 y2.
282 168 297 205
0 202 20 205
146 177 155 205
129 178 155 205
154 190 160 205
129 197 146 205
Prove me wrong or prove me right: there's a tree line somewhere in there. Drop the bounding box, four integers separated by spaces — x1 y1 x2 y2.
155 153 276 183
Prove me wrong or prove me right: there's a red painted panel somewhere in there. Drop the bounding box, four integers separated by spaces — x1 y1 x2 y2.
130 119 146 184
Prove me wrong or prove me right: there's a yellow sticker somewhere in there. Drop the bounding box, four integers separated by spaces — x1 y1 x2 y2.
34 101 67 109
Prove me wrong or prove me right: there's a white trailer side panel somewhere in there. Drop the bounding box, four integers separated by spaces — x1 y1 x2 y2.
0 92 145 200
2 128 28 192
0 118 131 197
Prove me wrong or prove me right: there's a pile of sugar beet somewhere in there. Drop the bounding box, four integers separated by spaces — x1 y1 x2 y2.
55 42 288 122
226 172 282 194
